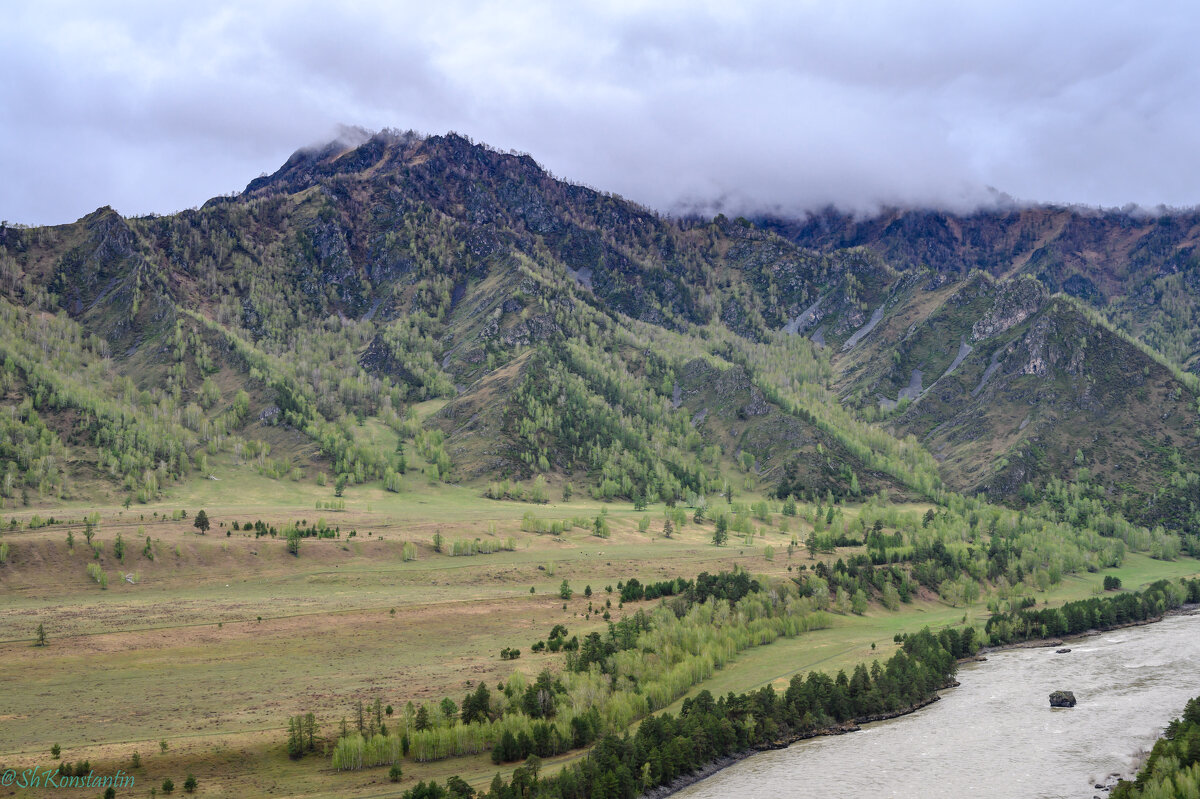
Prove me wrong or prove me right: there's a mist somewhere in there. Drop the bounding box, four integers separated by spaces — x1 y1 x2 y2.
3 1 1199 225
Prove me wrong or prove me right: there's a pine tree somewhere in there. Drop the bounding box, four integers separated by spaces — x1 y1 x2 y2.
287 716 303 759
712 515 728 546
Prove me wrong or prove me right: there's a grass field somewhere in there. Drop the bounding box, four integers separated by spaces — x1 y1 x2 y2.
1 466 1196 798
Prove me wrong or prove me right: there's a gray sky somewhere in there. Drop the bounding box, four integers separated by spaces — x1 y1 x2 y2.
4 1 1200 225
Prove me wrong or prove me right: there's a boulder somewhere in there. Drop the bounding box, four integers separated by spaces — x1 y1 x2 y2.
1049 690 1077 708
1056 648 1072 654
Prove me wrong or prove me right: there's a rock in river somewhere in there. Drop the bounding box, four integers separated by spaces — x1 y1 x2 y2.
1049 690 1077 708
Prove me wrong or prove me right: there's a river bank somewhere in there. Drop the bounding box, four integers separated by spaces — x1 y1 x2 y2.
975 602 1200 657
642 605 1200 799
639 688 951 799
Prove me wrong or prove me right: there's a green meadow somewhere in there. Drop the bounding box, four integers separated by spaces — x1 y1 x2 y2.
1 465 1197 798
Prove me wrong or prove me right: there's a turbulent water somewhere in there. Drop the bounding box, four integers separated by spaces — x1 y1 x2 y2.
674 613 1200 799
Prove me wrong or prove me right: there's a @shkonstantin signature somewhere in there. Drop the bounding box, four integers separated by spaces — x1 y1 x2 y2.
1 767 135 789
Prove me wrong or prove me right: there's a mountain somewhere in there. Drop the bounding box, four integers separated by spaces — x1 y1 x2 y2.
762 205 1200 371
759 206 1200 526
0 131 918 511
2 130 1200 534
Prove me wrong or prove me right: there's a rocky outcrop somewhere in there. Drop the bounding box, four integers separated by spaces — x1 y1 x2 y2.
971 277 1048 341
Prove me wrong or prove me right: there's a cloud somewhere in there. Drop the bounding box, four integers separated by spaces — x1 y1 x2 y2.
3 0 1200 224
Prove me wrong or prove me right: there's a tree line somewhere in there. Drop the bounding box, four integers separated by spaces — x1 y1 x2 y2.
312 568 833 774
398 627 964 799
984 578 1200 645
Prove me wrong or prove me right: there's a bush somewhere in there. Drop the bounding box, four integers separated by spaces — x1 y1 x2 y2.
86 562 107 589
389 763 403 782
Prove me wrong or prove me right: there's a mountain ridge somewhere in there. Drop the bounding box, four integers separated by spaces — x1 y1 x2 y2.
1 130 1199 536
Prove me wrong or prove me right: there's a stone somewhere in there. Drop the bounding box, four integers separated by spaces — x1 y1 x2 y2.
1049 690 1077 708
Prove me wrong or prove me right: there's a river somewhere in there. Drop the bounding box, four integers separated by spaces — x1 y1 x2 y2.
672 612 1200 799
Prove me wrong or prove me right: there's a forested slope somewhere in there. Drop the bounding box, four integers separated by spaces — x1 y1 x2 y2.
2 130 1200 533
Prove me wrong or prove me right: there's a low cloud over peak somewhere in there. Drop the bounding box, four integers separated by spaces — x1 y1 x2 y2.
4 1 1200 225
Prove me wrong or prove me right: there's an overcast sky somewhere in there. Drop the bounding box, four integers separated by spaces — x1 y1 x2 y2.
4 1 1200 225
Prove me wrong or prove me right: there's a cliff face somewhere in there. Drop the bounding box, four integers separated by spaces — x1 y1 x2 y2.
971 278 1047 341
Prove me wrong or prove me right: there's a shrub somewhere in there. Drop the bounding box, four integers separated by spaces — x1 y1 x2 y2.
86 562 108 589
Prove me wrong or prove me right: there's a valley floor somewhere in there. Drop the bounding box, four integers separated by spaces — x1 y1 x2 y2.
1 472 1197 798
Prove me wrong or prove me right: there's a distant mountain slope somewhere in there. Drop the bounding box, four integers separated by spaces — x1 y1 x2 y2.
761 206 1200 372
835 272 1197 513
760 206 1200 529
2 131 1200 535
0 132 908 508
